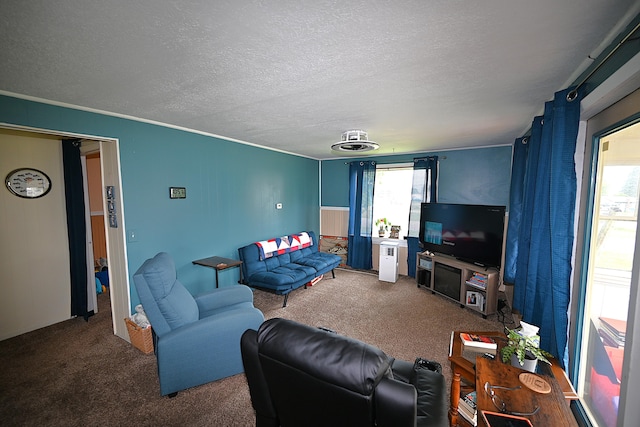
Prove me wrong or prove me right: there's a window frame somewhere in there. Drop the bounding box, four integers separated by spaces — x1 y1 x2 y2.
371 162 413 244
570 86 640 427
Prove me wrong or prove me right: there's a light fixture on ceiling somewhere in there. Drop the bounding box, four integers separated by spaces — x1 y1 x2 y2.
331 130 379 153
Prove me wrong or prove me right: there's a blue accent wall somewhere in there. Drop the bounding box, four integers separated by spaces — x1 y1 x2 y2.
1 94 512 311
0 95 319 307
321 146 513 208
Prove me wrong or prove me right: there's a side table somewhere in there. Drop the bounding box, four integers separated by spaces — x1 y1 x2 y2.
475 357 578 426
192 256 243 288
448 331 578 426
448 331 505 427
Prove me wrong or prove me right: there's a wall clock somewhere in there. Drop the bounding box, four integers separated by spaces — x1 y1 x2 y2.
5 168 52 199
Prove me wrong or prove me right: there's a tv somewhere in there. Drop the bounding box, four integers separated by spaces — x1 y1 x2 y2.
418 203 506 269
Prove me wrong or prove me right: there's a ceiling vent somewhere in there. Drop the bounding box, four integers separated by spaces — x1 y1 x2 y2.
331 130 379 153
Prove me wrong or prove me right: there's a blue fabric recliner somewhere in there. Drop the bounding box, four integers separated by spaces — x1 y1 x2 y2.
133 252 264 396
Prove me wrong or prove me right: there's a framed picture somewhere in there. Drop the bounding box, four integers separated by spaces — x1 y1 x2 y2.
466 290 482 307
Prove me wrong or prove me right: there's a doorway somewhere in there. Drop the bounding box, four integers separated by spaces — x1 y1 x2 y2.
576 120 640 427
0 125 130 341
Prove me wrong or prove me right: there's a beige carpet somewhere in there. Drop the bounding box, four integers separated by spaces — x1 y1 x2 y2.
0 268 508 426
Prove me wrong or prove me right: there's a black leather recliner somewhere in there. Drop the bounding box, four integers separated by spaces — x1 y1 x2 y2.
241 318 448 427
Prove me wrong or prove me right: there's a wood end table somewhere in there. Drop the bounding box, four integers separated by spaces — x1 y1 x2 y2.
448 330 578 427
192 256 243 288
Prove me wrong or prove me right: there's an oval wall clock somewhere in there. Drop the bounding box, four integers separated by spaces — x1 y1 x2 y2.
5 168 52 199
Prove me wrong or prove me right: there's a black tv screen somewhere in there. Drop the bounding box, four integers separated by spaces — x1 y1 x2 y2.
419 203 506 268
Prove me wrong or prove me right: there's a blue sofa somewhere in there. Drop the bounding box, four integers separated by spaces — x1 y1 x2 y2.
238 231 341 307
133 252 264 396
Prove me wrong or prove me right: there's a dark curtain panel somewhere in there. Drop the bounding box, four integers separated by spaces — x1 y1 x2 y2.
407 156 438 277
507 87 582 367
62 139 92 321
503 137 528 284
347 161 376 270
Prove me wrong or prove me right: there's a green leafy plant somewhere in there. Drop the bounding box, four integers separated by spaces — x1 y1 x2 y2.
501 328 553 366
375 218 391 231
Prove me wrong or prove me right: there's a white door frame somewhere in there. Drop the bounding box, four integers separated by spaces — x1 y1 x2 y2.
0 123 131 340
80 155 98 314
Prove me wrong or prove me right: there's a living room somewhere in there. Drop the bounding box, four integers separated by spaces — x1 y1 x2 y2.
1 2 640 426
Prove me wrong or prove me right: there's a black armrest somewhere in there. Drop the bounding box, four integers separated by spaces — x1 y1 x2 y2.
391 358 414 383
240 329 279 427
375 376 417 427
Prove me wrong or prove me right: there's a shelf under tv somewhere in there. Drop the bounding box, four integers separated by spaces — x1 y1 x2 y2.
416 252 499 318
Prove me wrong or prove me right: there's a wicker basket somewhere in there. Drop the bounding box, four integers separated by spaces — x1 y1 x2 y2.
124 318 154 354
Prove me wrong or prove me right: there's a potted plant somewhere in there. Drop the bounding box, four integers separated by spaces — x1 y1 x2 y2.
375 218 391 237
501 328 553 372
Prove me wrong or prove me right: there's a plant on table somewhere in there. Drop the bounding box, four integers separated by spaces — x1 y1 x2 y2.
375 218 391 233
501 328 553 366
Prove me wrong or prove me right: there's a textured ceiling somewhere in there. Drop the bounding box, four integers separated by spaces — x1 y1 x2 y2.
1 1 639 159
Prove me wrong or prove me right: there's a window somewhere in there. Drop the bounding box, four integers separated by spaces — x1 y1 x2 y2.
371 164 413 239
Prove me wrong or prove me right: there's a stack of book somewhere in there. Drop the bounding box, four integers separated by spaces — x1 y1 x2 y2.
599 317 626 348
466 272 488 289
460 333 497 350
458 390 477 426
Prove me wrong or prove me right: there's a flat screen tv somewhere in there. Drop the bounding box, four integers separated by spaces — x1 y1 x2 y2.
418 203 506 269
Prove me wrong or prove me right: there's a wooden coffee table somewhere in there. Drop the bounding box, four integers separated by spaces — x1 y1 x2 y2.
475 357 577 426
448 331 578 427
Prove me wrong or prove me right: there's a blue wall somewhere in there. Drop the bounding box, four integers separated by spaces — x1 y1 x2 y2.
0 95 319 306
0 94 513 310
321 146 513 208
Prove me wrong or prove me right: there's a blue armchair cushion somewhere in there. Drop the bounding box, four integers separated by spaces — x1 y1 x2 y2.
133 252 265 395
137 252 199 330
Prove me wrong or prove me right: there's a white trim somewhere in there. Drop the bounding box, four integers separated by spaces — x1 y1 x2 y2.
0 92 513 161
100 138 132 340
81 155 98 314
0 121 117 143
320 206 349 211
372 236 408 247
376 162 413 170
0 91 318 161
327 142 513 161
580 51 640 120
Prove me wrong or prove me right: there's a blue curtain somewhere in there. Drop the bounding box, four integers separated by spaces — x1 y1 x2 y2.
503 137 528 284
507 87 582 367
62 139 92 321
407 156 438 277
347 161 376 270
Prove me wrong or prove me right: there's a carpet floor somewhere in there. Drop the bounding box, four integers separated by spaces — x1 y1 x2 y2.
0 268 509 426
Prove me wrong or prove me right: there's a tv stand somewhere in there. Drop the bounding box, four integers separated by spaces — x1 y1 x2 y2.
416 252 498 318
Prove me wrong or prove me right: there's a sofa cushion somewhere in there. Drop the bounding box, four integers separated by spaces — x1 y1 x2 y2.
239 231 341 299
249 263 315 286
291 250 334 271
